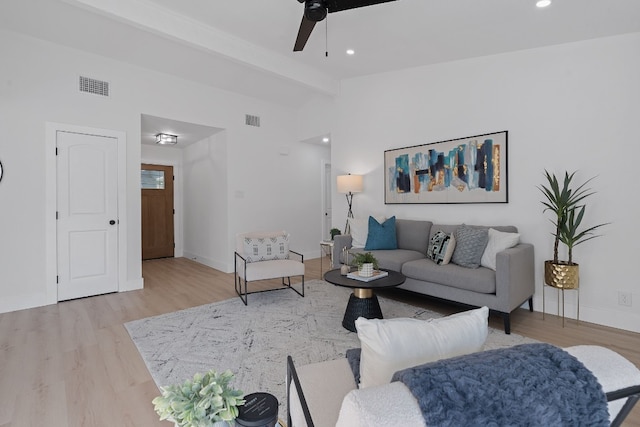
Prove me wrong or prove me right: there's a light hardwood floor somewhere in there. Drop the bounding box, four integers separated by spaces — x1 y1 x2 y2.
1 256 638 426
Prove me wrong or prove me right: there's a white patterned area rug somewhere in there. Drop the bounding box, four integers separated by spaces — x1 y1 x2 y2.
125 279 537 417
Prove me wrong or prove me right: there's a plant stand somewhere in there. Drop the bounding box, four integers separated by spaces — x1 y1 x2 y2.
542 283 579 327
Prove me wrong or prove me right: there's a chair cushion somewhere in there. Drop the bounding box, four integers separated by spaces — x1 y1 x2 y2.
238 259 304 281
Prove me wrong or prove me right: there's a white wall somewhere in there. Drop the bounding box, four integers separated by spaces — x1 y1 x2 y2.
182 132 229 270
0 28 330 313
331 33 640 333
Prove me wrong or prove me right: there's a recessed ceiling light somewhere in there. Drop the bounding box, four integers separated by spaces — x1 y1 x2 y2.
346 49 355 55
536 0 551 7
322 137 330 143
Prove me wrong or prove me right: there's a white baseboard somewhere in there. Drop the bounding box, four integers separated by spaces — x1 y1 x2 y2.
0 293 51 315
532 294 640 333
183 251 230 273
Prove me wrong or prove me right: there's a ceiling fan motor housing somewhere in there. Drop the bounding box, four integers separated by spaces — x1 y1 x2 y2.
304 0 327 22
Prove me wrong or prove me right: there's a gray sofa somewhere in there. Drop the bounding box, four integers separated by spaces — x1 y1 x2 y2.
331 219 535 334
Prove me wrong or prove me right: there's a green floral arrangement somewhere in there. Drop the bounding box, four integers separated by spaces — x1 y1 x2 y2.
152 369 245 427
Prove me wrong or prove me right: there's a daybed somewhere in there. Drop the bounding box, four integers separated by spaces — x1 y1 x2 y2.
331 217 535 333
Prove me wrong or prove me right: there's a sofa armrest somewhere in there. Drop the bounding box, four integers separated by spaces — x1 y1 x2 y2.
332 235 353 268
495 243 535 312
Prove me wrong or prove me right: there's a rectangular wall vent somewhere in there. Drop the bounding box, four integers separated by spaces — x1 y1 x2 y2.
245 114 260 127
79 76 110 97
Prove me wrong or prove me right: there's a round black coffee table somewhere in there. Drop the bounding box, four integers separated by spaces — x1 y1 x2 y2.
323 268 406 332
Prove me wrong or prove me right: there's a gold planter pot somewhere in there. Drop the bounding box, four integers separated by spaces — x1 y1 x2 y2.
544 260 579 289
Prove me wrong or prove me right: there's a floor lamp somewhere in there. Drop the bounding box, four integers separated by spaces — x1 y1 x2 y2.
337 174 363 234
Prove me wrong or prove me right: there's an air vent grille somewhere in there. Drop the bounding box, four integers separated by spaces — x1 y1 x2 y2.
245 114 260 127
79 76 110 97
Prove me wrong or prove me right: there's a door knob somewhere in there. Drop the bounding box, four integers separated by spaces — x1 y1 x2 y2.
109 220 116 225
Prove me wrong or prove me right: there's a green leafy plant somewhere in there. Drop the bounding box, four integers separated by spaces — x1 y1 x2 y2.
351 252 379 270
538 170 608 264
152 369 245 427
330 228 342 240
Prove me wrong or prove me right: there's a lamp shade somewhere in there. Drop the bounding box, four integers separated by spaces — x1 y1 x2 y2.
337 174 363 194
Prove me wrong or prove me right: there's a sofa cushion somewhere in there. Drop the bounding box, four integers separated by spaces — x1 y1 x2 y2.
426 231 456 265
451 225 489 268
348 248 425 272
355 306 488 388
402 258 497 294
365 216 398 250
395 219 433 253
480 228 520 270
429 224 518 241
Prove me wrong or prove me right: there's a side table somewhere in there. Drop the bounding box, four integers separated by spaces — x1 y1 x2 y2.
319 240 334 275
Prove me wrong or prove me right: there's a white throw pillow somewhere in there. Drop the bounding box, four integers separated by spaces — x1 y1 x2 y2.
349 216 385 249
480 228 520 271
355 306 488 388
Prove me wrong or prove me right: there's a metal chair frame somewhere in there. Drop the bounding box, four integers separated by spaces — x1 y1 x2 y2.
234 250 304 305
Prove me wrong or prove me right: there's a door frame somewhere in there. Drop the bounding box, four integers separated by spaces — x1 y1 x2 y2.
45 122 127 304
320 159 331 241
140 158 183 258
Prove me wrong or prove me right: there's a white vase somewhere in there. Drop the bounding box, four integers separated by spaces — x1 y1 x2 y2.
359 263 374 277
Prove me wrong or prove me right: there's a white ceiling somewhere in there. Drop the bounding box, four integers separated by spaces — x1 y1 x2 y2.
141 114 222 148
2 0 639 140
3 0 640 106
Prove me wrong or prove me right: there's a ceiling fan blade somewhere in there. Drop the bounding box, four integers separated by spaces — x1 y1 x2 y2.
327 0 396 13
293 15 317 52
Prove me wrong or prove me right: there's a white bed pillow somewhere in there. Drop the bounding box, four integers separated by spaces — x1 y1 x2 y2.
355 306 488 388
480 228 520 270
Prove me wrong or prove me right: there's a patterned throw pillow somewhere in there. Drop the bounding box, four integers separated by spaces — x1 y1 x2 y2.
427 230 456 265
451 225 489 268
243 234 290 262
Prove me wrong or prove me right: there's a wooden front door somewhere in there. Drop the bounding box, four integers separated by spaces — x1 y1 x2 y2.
141 164 174 260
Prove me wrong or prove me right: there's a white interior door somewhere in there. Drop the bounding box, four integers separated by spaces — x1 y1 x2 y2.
57 131 118 301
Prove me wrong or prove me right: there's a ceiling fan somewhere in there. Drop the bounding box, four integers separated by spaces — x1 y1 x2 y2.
293 0 397 52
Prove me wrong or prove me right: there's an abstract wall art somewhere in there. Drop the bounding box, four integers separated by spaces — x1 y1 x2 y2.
384 131 508 204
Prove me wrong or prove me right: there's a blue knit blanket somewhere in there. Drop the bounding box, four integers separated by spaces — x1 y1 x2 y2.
390 343 609 426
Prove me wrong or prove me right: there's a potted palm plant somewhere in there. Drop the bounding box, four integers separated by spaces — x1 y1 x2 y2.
351 252 379 277
538 170 608 289
152 369 245 427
